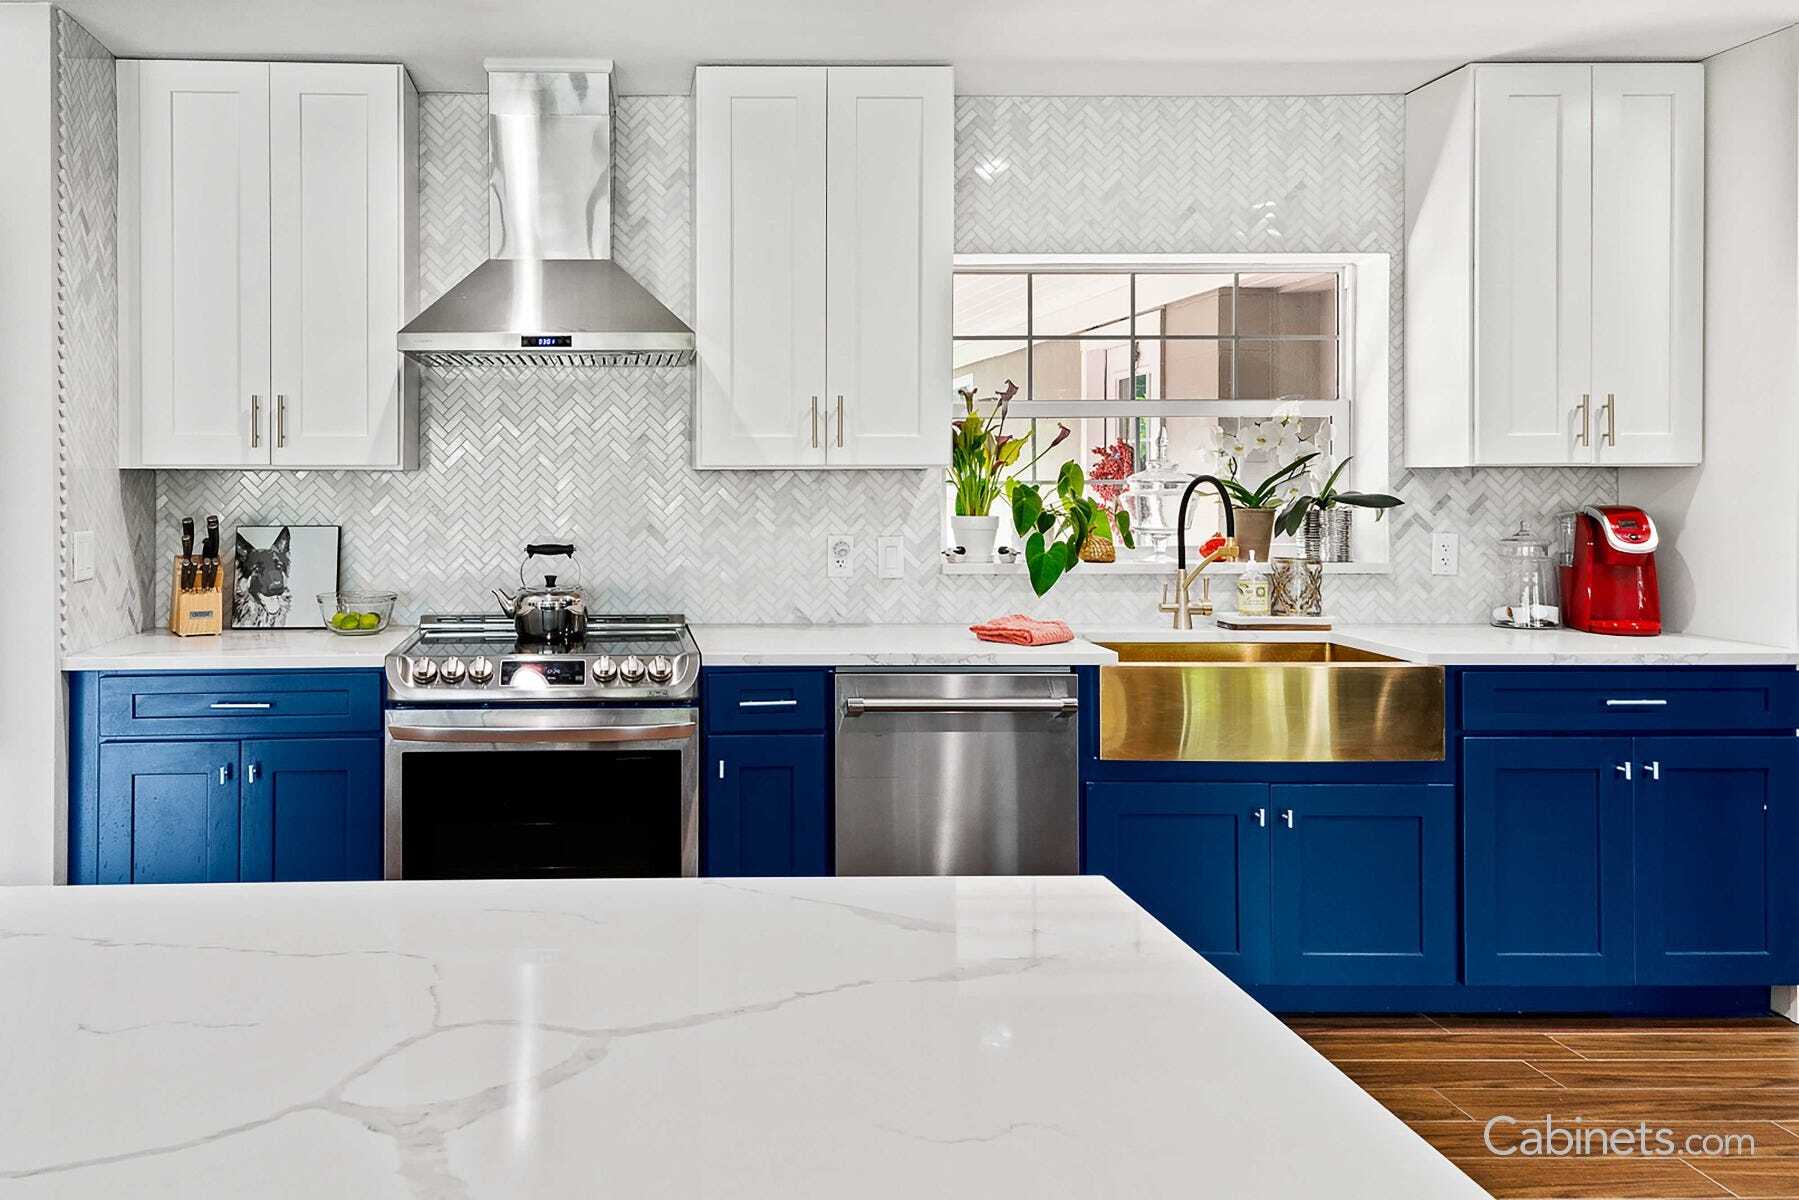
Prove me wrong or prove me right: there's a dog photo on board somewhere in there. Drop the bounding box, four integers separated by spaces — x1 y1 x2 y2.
232 525 340 629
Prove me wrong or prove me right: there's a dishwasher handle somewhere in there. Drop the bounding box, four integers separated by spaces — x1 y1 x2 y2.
843 696 1078 716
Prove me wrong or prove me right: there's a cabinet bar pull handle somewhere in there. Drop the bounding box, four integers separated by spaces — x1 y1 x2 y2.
810 396 819 448
836 394 845 448
1575 393 1590 448
250 395 261 448
246 762 260 784
1605 698 1668 707
738 698 799 708
1279 808 1295 829
218 764 232 785
1603 392 1617 447
209 701 273 710
276 394 288 447
1252 807 1266 827
718 760 725 780
1616 762 1632 780
1643 760 1661 781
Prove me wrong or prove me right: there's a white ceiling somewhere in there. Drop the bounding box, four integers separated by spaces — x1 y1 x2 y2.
48 0 1797 95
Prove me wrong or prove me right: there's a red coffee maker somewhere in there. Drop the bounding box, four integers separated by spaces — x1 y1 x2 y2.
1559 505 1662 636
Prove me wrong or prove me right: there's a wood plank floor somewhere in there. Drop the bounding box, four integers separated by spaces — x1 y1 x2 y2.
1285 1014 1799 1199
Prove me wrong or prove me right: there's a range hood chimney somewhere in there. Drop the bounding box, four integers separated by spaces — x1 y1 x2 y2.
398 59 695 368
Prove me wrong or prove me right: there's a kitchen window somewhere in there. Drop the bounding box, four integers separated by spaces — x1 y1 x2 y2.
948 253 1392 572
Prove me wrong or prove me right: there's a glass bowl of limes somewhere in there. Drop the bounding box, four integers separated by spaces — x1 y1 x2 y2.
319 591 397 635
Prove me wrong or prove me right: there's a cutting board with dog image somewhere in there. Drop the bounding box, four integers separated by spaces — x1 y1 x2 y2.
231 525 341 629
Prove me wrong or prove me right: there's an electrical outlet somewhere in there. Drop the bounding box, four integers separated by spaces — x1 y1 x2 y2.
826 534 855 579
70 530 95 583
1431 530 1459 576
876 536 904 579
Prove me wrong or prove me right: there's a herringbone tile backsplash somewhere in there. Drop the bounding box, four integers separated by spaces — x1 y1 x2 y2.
154 92 1617 627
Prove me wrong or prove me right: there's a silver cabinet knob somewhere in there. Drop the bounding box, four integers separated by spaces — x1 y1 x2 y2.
619 655 647 683
592 655 618 683
646 655 675 684
467 656 494 684
409 657 439 685
440 657 467 685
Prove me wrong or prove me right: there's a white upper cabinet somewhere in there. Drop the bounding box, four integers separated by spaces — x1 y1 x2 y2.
119 60 418 470
1405 63 1703 468
694 65 952 469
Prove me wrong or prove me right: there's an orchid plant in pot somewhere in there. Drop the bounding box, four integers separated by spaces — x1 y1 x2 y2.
1215 451 1320 564
948 381 1069 562
1275 455 1404 562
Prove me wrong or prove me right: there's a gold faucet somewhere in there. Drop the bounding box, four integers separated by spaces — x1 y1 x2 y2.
1161 474 1239 630
1160 538 1238 628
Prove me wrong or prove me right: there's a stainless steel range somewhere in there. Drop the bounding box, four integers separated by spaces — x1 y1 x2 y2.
382 613 700 881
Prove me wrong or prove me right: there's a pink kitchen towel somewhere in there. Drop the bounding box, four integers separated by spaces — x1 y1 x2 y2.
970 614 1075 647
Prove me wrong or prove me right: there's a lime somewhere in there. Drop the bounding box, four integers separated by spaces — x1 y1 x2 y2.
357 612 380 630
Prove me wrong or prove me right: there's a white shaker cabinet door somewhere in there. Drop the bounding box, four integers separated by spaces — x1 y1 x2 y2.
126 60 272 467
269 64 410 467
1591 64 1704 466
823 67 952 467
694 67 829 468
1473 65 1594 465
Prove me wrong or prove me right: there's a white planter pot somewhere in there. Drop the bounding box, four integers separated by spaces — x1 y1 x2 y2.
950 515 1001 563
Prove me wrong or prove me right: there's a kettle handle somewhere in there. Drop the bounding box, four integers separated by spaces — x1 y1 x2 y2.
525 543 575 558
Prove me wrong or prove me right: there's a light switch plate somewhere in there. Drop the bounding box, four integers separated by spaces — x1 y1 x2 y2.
70 530 96 582
827 534 855 579
876 536 904 579
1431 530 1459 576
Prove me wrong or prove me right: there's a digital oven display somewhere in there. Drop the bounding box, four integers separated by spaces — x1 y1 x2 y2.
501 660 586 686
521 335 572 348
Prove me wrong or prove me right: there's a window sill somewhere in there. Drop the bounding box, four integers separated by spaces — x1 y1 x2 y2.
940 558 1392 577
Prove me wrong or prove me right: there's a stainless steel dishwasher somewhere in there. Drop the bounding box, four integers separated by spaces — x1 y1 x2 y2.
833 672 1079 875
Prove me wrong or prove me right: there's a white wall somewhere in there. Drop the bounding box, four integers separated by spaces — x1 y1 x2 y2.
0 2 66 884
1621 27 1799 647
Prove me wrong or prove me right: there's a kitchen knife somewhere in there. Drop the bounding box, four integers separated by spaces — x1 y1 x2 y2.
179 518 195 591
200 516 219 590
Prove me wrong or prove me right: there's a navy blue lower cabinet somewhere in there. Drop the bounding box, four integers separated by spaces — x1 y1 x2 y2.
97 740 241 884
1268 784 1456 986
1463 737 1637 986
1634 737 1799 985
239 738 383 882
1085 782 1272 983
705 734 829 877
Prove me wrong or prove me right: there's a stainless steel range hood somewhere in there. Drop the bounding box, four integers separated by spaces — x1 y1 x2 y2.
399 59 694 368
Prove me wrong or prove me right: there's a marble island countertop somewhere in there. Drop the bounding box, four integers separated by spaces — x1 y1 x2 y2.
0 876 1483 1198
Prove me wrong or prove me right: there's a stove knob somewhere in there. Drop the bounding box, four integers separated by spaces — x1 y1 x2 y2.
618 655 647 684
440 657 468 685
409 657 439 685
467 656 494 685
646 654 676 684
592 655 619 683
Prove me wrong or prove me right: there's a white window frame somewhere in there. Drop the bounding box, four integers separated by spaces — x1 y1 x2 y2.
947 252 1392 575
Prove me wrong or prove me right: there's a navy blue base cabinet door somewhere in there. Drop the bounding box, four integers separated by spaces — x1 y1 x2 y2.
1269 784 1456 986
1464 737 1636 986
1635 737 1799 984
97 741 241 884
240 738 382 882
1086 782 1271 983
705 734 829 876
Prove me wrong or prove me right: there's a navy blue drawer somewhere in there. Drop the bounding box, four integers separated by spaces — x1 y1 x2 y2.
97 671 383 739
704 669 830 734
1462 669 1799 733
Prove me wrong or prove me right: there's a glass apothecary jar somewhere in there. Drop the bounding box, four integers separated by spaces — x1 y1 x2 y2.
1491 521 1560 629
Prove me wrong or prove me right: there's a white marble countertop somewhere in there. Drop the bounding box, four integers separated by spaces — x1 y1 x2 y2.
62 625 414 671
0 876 1483 1199
692 623 1117 667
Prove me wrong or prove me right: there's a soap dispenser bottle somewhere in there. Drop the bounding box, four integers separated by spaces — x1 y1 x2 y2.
1236 551 1272 617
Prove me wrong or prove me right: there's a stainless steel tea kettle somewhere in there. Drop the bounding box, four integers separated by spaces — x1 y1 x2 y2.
492 543 587 642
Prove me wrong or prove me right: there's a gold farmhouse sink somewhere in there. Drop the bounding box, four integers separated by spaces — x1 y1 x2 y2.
1097 642 1445 762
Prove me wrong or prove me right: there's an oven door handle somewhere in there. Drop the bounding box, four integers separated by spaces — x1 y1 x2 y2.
387 721 697 745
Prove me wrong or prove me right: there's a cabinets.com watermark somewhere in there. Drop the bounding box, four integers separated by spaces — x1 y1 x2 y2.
1484 1115 1755 1158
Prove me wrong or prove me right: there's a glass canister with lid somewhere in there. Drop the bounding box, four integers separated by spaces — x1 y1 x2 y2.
1491 521 1561 629
1120 426 1197 561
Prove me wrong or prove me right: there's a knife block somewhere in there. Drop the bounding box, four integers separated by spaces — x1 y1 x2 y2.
168 557 226 637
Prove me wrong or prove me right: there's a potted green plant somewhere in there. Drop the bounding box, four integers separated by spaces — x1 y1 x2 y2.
1275 455 1404 562
1006 462 1135 596
1216 450 1319 563
948 381 1068 562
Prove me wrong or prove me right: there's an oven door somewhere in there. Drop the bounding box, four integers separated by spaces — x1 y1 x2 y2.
384 706 698 880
